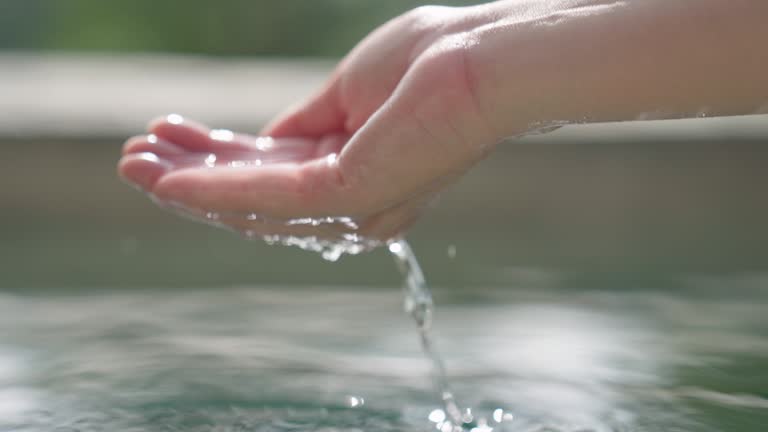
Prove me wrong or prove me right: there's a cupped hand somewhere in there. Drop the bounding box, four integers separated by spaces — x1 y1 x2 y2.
118 5 499 243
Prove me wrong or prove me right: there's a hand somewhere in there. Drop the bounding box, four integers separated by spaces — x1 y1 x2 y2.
119 5 499 245
119 0 768 249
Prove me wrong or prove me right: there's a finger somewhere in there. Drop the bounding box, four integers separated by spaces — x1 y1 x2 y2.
148 114 334 165
122 134 185 157
148 114 214 152
261 73 347 138
150 153 352 219
148 114 266 153
118 152 173 190
149 131 354 218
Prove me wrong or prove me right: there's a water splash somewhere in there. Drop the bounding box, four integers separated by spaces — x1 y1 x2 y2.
256 233 382 262
148 194 379 262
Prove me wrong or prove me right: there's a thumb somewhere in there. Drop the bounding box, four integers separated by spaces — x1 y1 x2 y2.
336 45 497 213
261 72 346 139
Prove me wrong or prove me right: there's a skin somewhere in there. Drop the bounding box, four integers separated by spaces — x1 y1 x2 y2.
118 0 768 242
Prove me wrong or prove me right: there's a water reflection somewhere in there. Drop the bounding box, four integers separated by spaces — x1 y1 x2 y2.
0 350 39 421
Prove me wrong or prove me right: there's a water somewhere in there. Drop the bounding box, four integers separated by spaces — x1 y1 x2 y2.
29 179 764 431
388 240 469 431
147 194 384 262
1 276 766 431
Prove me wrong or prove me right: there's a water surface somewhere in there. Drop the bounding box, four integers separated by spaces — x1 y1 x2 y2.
1 275 766 431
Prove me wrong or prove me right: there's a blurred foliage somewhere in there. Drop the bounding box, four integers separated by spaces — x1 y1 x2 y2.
1 0 483 57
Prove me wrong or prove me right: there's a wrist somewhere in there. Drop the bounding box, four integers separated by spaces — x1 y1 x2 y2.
464 0 634 139
465 0 768 138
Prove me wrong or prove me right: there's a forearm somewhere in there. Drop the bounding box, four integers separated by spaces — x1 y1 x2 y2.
466 0 768 138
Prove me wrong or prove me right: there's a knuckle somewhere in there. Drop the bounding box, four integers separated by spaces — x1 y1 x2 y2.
404 5 439 23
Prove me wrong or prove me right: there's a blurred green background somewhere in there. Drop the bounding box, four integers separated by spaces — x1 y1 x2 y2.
1 0 478 57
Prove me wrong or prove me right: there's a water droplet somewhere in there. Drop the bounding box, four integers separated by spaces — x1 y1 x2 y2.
469 418 493 432
166 113 184 125
388 242 403 255
204 154 217 167
253 137 274 151
210 129 235 142
147 134 158 144
342 233 360 242
136 152 160 163
429 409 446 423
462 408 474 424
263 235 279 246
338 217 359 230
228 160 262 168
321 247 344 262
346 396 364 408
286 217 312 226
492 409 503 423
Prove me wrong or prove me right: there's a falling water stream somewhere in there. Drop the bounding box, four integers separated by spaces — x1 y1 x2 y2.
388 239 470 431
